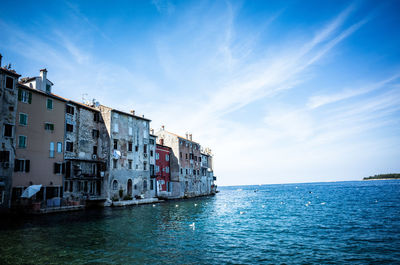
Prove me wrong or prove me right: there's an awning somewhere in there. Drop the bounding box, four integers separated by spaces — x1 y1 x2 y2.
21 185 42 198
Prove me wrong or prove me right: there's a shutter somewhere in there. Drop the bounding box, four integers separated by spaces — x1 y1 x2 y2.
62 163 66 174
18 89 22 101
54 163 57 174
28 92 32 104
66 161 71 178
14 159 19 172
25 160 30 172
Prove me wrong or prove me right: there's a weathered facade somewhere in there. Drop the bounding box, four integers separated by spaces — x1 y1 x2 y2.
149 133 157 197
13 69 66 205
155 143 172 199
98 106 154 201
0 55 20 211
63 101 110 202
156 127 214 198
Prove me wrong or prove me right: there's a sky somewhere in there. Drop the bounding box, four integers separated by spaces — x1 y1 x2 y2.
1 0 400 186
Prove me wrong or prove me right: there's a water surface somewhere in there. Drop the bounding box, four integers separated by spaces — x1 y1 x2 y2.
1 180 399 264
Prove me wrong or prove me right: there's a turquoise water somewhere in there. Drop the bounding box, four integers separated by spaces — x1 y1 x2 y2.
1 180 400 264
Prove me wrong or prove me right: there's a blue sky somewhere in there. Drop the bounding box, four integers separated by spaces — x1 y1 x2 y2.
1 0 400 186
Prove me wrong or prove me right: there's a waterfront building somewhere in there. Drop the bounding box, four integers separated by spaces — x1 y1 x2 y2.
201 148 217 194
156 127 204 198
97 106 154 200
0 55 20 211
149 132 157 197
63 100 110 203
155 141 172 199
12 69 66 205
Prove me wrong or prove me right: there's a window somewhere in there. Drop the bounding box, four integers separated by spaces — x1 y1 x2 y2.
46 84 51 93
180 168 183 174
180 152 182 158
149 139 155 145
150 150 153 157
199 157 202 162
94 112 100 122
46 98 53 110
143 162 147 170
19 113 28 126
113 113 119 119
66 141 73 152
186 169 188 174
128 160 132 169
113 140 118 150
14 159 30 172
194 170 196 175
156 165 160 173
45 123 55 131
3 124 13 137
166 154 169 161
156 153 159 160
167 182 171 192
128 142 133 152
113 123 119 133
129 127 133 136
113 159 117 169
150 179 154 190
135 145 138 152
136 164 138 169
49 142 55 158
18 89 32 104
18 135 27 148
66 123 73 132
166 166 169 173
57 142 62 153
185 153 188 159
197 170 200 175
112 180 118 190
0 151 10 162
5 76 14 89
66 105 74 115
53 163 64 174
92 129 99 139
144 144 147 154
143 180 147 190
93 146 97 155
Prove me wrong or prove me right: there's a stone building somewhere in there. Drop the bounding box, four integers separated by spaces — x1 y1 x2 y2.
149 133 157 197
0 55 20 211
63 100 110 203
12 69 66 204
156 127 205 198
97 106 154 200
201 148 217 195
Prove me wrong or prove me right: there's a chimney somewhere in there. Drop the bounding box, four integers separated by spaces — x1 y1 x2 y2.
150 129 154 134
40 68 47 92
160 139 164 145
189 134 192 141
161 125 165 130
0 54 2 67
130 110 135 115
185 133 189 139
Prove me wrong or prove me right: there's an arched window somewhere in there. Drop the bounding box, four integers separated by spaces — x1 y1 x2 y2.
112 180 118 190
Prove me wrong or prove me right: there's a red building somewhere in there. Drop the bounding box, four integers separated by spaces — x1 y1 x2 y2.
155 143 171 196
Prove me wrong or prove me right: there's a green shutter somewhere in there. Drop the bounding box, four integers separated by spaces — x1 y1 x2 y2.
25 160 30 172
28 92 32 104
18 89 22 101
51 124 54 131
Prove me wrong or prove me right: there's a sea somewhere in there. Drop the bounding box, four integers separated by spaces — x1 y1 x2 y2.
0 180 399 264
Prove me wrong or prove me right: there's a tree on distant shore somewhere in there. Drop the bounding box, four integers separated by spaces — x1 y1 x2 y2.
363 173 400 180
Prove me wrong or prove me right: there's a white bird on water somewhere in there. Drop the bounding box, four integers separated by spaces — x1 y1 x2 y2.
194 203 198 207
175 204 179 207
240 211 245 215
152 204 156 207
189 222 195 230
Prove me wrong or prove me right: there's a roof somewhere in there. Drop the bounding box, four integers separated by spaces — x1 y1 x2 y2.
159 130 200 145
109 107 152 122
20 76 54 86
17 83 67 102
68 100 100 112
150 134 157 137
0 67 21 78
156 144 171 150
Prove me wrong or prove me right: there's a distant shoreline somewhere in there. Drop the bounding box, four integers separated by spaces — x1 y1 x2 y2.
363 174 400 181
